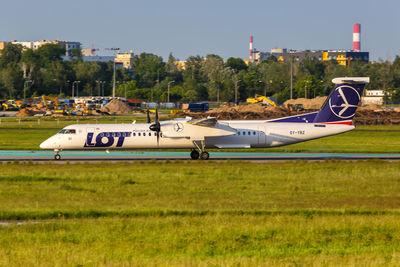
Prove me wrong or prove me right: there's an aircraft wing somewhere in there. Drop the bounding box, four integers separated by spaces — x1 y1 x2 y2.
162 118 236 139
187 117 217 127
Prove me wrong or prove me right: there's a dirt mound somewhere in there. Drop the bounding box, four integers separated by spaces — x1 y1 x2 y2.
16 108 35 117
235 103 266 113
100 99 133 115
283 96 327 110
360 104 380 111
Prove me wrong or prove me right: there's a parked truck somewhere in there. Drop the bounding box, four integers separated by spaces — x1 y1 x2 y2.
183 102 209 112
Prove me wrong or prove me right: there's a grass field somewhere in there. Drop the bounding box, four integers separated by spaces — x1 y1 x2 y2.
0 161 399 265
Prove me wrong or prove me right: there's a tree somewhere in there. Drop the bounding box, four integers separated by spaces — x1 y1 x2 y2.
226 57 247 72
294 75 324 99
36 44 65 65
133 53 165 88
1 63 23 97
0 44 23 68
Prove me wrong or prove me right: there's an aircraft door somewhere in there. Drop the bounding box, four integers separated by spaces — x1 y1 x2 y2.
258 126 267 145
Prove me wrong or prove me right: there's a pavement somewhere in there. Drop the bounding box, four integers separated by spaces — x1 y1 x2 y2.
1 150 400 161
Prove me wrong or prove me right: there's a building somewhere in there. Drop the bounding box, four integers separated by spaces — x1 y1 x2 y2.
3 40 81 56
174 61 186 70
246 24 369 66
361 90 386 105
62 55 115 63
114 51 134 69
274 49 369 66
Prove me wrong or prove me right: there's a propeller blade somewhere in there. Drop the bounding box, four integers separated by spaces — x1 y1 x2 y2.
155 108 159 124
149 108 161 147
146 109 151 123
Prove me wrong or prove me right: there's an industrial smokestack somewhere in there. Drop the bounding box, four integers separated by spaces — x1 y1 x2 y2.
353 24 361 52
249 36 253 59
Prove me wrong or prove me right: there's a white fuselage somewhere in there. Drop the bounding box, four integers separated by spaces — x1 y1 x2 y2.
40 119 354 151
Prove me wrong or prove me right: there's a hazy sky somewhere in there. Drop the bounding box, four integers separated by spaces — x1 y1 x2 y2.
1 0 399 61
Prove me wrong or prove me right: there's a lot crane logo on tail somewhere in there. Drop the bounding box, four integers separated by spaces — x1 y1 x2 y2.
329 85 361 119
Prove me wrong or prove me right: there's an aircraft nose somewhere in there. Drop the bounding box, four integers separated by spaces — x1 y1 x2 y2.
40 139 50 149
40 137 56 149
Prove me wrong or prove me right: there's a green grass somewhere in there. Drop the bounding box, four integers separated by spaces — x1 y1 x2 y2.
0 115 148 129
1 215 399 266
0 161 399 265
0 161 399 213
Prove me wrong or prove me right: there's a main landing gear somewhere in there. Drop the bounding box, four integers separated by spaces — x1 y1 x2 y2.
190 140 210 160
54 150 61 160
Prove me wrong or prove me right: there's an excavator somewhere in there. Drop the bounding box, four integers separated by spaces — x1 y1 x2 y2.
41 96 68 114
1 100 20 111
246 94 277 107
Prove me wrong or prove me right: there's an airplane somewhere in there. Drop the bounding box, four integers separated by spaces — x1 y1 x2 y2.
40 77 369 160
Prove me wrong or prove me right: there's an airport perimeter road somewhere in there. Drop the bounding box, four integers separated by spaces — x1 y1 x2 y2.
1 150 400 162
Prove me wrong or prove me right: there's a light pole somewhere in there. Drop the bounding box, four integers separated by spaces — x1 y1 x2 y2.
113 61 116 98
72 81 80 98
23 80 32 102
290 56 293 99
234 79 241 105
304 80 310 99
101 81 105 96
96 80 105 96
167 81 174 103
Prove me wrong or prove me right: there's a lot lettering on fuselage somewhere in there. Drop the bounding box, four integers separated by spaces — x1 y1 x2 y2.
84 132 132 147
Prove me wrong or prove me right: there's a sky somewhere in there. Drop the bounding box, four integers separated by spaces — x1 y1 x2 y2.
0 0 399 61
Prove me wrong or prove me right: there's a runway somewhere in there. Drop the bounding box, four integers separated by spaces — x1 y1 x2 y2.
1 150 400 161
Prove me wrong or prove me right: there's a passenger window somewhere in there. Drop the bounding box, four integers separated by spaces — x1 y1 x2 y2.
138 133 141 136
143 133 146 136
248 131 251 135
243 132 246 135
238 132 240 135
133 133 136 136
253 131 256 135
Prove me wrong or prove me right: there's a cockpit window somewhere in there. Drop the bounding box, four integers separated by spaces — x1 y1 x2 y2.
59 129 76 134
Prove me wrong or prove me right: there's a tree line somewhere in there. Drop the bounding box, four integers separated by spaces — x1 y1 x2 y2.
1 43 400 104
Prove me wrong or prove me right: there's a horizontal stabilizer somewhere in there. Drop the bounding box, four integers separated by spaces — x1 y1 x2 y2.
332 77 370 84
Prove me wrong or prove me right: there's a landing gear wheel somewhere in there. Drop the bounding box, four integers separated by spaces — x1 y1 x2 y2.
54 154 61 160
190 150 200 160
200 151 209 160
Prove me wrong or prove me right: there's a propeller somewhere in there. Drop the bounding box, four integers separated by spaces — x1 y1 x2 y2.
149 109 161 146
146 109 151 123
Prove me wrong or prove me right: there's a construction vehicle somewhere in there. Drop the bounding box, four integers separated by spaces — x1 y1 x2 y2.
246 95 277 107
1 100 20 111
73 102 91 115
287 104 304 112
42 96 69 114
182 103 209 112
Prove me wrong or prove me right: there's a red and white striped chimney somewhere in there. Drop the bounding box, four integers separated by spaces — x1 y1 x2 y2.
249 36 253 59
353 24 361 52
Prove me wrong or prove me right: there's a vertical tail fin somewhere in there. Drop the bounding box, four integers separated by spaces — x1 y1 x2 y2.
313 77 369 124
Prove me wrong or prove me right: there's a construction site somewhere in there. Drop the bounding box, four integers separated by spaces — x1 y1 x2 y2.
0 94 398 125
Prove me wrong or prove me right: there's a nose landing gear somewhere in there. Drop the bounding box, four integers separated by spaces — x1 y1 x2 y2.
54 150 61 160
